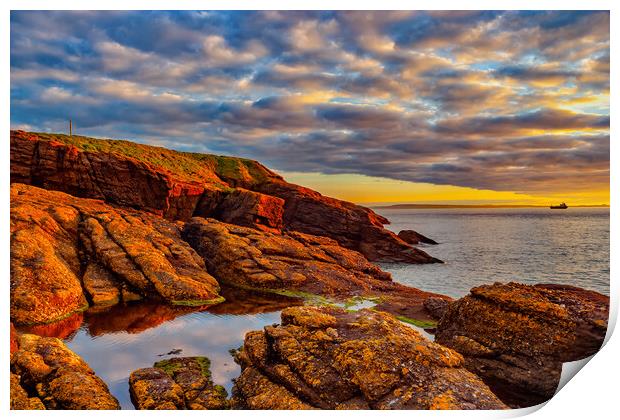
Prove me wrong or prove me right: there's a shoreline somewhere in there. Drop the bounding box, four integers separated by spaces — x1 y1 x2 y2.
9 130 610 410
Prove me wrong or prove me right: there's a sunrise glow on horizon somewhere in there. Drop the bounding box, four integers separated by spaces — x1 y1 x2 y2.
10 11 610 206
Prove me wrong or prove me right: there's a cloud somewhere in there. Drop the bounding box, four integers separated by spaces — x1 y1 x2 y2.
10 11 609 196
435 109 609 136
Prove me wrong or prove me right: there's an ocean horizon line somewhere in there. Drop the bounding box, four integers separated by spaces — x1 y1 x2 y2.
367 203 610 209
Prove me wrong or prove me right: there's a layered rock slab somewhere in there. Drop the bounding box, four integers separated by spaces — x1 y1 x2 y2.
231 306 507 409
129 357 227 409
398 229 438 245
10 183 222 325
11 130 439 263
435 282 610 407
183 217 449 322
254 181 440 263
10 333 119 409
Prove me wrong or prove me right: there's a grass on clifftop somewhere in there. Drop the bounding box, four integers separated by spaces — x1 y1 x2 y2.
32 132 279 186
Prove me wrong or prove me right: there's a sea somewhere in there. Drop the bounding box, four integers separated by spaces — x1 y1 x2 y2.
375 206 610 298
23 206 609 409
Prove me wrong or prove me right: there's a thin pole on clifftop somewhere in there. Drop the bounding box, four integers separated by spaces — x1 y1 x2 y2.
69 119 72 136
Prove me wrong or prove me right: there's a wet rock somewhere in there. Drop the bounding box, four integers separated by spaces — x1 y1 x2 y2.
129 357 228 410
10 334 119 409
232 306 507 410
435 282 610 407
398 230 438 245
11 130 439 263
183 217 449 322
10 183 223 326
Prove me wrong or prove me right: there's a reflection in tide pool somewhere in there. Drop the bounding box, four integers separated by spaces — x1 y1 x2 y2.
67 311 279 409
55 288 302 409
18 286 437 409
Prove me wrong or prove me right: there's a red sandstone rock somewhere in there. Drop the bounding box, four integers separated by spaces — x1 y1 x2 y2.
206 188 285 232
10 130 206 220
183 217 450 322
232 306 507 409
10 130 439 263
398 229 438 245
10 183 223 326
129 357 228 410
435 282 610 408
11 334 119 409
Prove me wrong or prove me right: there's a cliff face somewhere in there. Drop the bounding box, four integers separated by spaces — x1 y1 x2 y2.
10 130 439 264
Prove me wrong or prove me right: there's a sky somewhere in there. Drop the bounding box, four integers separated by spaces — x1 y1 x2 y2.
10 11 610 205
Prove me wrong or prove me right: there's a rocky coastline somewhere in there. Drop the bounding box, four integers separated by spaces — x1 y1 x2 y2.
10 131 609 410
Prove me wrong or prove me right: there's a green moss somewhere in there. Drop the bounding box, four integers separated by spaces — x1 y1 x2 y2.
393 316 437 329
213 384 228 399
154 356 212 379
343 295 383 309
153 359 182 376
171 296 226 306
193 356 213 378
30 131 276 187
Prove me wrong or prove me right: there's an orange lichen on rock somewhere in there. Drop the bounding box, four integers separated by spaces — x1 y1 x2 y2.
10 183 223 326
10 333 119 409
129 368 186 409
183 217 450 321
129 357 228 410
232 306 507 410
435 282 610 408
10 373 46 410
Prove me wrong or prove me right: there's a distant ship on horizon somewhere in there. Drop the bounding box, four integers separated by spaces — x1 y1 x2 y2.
550 202 568 209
